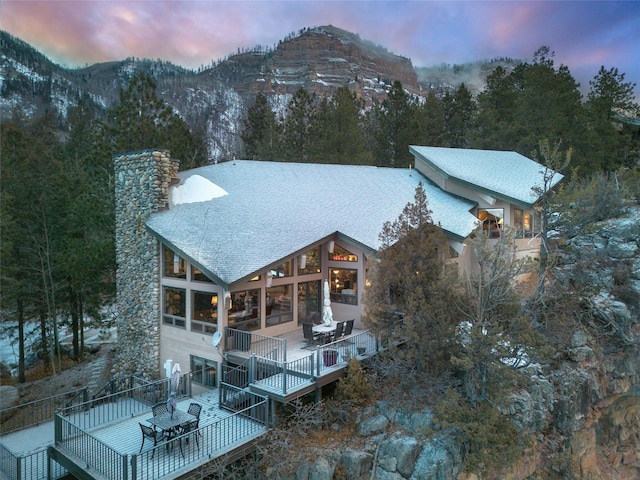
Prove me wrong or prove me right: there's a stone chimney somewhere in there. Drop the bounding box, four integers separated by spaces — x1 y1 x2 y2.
113 149 180 378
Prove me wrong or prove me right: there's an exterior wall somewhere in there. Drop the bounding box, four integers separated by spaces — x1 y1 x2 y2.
113 150 179 379
158 238 367 386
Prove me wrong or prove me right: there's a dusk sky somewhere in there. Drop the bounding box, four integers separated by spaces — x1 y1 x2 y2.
2 1 639 97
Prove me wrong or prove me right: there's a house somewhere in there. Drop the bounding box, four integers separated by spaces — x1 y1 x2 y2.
112 146 562 394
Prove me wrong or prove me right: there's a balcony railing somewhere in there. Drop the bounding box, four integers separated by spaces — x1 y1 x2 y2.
227 330 378 396
53 379 269 480
0 387 89 435
225 328 287 361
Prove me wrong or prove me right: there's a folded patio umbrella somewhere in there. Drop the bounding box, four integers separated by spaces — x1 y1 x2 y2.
167 363 181 417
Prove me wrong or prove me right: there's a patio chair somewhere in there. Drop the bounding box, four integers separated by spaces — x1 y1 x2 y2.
178 419 200 456
303 322 322 346
187 402 202 419
152 402 168 417
332 321 345 341
343 319 354 337
139 423 167 457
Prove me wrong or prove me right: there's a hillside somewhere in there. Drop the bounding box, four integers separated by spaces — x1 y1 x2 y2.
0 26 518 162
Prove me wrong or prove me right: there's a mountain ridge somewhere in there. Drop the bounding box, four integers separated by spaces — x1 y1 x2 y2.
0 26 518 162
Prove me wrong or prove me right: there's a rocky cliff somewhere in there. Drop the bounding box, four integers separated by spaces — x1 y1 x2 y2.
205 26 420 105
290 207 640 480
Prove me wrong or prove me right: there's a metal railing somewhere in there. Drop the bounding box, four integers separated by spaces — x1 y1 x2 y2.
0 443 66 480
0 387 88 434
132 394 268 479
53 381 269 480
225 328 287 362
58 375 190 431
233 330 378 396
55 418 127 480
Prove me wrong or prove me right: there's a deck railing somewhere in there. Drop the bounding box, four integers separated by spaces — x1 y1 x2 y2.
53 382 269 480
0 387 88 435
239 330 378 396
225 328 287 362
132 395 268 479
0 443 66 480
55 418 127 480
57 375 189 431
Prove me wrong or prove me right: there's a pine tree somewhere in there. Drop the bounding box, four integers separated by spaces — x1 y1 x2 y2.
241 93 279 160
362 183 461 373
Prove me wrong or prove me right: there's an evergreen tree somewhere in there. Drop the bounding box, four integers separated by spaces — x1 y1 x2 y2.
368 81 418 167
280 88 316 162
241 93 279 160
362 183 460 374
415 91 447 147
584 66 640 170
104 72 205 167
310 86 370 164
443 83 476 147
62 100 116 360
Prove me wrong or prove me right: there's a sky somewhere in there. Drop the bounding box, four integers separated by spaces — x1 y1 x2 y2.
1 1 639 97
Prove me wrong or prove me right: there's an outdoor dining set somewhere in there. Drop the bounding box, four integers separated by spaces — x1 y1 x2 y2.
139 401 202 457
303 318 354 346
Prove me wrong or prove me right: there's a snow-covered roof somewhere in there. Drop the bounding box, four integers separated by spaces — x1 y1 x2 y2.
409 146 564 207
146 160 478 286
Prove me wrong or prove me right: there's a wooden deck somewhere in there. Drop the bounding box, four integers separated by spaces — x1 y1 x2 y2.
1 327 378 480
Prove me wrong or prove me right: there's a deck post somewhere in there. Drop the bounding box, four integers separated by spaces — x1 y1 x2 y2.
130 454 137 479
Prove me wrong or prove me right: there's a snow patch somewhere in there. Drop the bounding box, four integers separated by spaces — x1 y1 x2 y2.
170 175 227 206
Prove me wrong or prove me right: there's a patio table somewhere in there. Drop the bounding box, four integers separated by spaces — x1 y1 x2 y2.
147 409 196 438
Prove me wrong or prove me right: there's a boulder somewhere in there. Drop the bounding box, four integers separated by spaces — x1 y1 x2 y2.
358 413 388 436
340 448 373 479
378 435 421 478
308 456 334 480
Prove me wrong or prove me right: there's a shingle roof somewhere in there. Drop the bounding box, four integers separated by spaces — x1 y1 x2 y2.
410 145 564 207
146 160 478 285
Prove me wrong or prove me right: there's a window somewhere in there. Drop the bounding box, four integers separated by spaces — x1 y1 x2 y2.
478 208 503 238
298 247 321 275
266 284 293 326
191 355 217 387
163 287 186 328
191 291 217 334
228 289 261 331
271 261 293 278
329 244 358 262
514 208 538 238
297 280 321 323
330 269 358 304
163 246 186 279
191 266 212 282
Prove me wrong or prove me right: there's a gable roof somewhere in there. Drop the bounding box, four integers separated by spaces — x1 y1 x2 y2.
409 145 564 208
146 160 478 286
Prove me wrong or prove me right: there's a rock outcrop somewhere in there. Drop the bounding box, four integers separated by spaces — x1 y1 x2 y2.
295 207 639 480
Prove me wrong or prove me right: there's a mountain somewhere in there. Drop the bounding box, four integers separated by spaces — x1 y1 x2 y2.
0 27 518 162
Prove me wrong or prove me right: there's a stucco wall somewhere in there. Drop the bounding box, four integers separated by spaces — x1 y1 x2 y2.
113 149 179 378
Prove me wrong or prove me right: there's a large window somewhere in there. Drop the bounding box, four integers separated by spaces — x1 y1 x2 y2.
298 247 321 275
228 289 260 331
298 280 321 323
163 286 186 328
330 269 358 304
191 355 217 387
191 291 217 334
163 247 187 279
266 284 293 326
